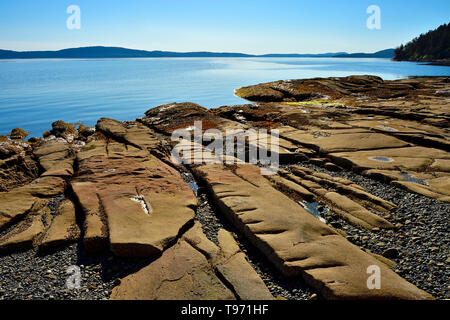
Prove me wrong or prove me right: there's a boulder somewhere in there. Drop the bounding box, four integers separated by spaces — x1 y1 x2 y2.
9 128 29 140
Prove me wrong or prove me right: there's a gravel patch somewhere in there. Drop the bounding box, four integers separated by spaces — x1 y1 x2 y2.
0 240 155 300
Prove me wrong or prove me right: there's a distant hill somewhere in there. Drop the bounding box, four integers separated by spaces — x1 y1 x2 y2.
259 52 348 58
334 49 395 59
0 47 253 59
394 23 450 64
0 46 394 60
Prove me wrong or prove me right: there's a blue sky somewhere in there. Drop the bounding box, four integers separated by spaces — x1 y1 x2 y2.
0 0 449 54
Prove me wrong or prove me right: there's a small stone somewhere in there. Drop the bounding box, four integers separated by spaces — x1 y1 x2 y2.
382 248 399 259
331 222 342 229
308 293 318 300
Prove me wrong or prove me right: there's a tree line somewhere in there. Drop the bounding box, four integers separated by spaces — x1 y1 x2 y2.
394 23 450 62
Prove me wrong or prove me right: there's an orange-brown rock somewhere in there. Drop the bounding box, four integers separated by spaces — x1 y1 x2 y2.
0 140 39 192
222 76 450 202
33 138 74 177
72 121 197 257
0 199 51 253
192 163 433 300
0 176 66 231
110 222 273 300
39 199 80 251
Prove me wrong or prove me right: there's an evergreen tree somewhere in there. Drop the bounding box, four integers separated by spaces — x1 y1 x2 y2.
394 23 450 62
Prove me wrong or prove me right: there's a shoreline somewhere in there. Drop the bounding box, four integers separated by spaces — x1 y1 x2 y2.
0 75 449 300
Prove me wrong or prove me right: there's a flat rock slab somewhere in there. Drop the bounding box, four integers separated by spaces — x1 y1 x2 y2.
279 129 409 153
192 163 433 300
110 222 273 300
142 102 303 163
284 165 397 229
33 139 74 177
329 147 450 201
96 118 163 152
0 200 51 254
0 176 66 231
72 136 197 257
217 76 450 202
39 199 80 251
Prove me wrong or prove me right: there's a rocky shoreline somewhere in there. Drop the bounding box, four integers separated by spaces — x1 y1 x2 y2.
0 75 448 300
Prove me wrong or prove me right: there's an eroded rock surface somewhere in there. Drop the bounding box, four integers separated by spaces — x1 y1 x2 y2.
191 164 432 300
0 76 447 300
221 76 450 201
71 119 197 256
110 222 273 300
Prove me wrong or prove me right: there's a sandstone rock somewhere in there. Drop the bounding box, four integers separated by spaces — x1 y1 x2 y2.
192 163 433 299
96 118 163 152
278 166 396 229
8 128 29 140
224 76 450 202
213 229 274 300
71 181 108 253
110 223 273 300
322 192 394 230
141 102 303 164
281 129 409 153
0 200 51 253
235 85 285 102
33 139 74 177
72 132 197 257
51 120 76 137
0 176 66 231
77 124 96 138
289 166 397 213
39 200 80 251
266 174 315 201
0 151 40 192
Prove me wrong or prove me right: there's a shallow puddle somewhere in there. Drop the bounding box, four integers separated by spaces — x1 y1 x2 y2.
301 201 327 223
368 156 394 162
401 172 428 185
187 181 199 195
377 125 399 132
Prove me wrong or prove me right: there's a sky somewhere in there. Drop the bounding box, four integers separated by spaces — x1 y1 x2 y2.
0 0 449 54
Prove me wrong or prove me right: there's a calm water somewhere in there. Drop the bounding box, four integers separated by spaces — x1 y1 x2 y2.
0 57 449 137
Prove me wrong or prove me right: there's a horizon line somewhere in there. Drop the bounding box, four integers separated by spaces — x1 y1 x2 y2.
0 45 394 56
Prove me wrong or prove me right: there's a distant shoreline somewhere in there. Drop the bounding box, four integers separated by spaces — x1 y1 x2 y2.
0 46 395 60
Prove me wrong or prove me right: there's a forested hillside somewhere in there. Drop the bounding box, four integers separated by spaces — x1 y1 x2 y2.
394 23 450 63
